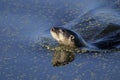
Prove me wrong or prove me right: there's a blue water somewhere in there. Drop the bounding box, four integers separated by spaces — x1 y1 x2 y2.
0 0 120 80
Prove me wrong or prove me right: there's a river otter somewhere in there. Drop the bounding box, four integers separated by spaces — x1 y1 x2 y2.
50 25 120 49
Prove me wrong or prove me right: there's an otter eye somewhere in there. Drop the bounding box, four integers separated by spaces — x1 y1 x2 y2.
70 35 74 40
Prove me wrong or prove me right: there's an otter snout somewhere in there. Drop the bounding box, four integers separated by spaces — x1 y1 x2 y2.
51 27 56 32
50 27 60 41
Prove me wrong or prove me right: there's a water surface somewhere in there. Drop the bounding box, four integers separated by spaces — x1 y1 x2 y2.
0 0 120 80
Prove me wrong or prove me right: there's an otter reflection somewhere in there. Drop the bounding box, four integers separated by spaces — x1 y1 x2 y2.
52 50 75 66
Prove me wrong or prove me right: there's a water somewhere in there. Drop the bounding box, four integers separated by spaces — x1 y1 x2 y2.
0 0 120 80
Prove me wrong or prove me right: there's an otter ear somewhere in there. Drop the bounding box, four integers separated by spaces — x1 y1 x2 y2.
70 35 74 40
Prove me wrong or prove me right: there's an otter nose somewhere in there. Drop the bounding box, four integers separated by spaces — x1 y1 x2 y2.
51 27 56 31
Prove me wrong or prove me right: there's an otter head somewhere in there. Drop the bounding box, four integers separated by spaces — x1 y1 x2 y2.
50 27 85 47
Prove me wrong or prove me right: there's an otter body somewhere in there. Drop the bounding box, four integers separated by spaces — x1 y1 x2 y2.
50 26 120 49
